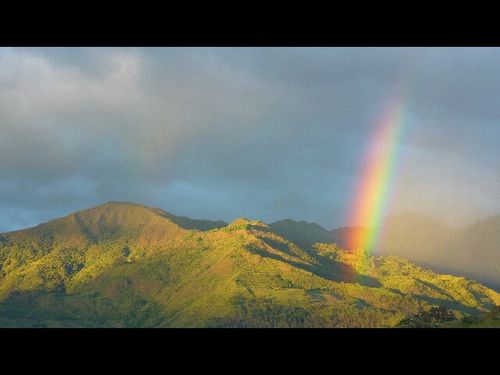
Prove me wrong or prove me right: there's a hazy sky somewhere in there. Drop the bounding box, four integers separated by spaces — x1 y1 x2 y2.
1 47 499 232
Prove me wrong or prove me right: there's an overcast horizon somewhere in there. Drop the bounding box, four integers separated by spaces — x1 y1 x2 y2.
1 47 500 233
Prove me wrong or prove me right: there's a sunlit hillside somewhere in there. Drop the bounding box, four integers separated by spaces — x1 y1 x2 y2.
0 202 498 328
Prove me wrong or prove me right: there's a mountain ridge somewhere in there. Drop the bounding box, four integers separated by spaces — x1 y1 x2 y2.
0 201 498 327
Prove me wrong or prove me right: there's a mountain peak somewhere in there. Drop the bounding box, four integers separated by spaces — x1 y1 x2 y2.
66 201 230 235
229 218 269 229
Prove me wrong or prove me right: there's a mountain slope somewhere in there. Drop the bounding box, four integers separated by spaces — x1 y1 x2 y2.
0 202 498 327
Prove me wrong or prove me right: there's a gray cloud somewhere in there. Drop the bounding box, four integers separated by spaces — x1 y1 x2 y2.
0 47 499 232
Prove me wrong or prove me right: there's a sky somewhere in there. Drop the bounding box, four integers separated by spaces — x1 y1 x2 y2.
1 47 500 232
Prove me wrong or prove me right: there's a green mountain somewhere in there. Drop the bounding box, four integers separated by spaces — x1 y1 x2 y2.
0 202 498 327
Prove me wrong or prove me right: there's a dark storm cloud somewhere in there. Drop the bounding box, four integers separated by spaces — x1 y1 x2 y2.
1 47 499 232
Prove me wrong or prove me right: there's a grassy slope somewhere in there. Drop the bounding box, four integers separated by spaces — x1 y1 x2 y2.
0 202 498 327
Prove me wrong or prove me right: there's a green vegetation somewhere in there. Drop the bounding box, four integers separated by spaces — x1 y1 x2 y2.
0 202 498 328
396 306 457 328
442 306 500 328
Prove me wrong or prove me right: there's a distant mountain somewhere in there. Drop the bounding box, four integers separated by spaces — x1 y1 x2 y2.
269 219 333 248
161 213 227 231
0 202 498 327
269 219 368 251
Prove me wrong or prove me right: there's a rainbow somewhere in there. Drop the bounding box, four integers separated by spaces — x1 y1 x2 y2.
345 85 410 276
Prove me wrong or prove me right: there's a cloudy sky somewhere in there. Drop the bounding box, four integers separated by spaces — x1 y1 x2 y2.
1 47 499 232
